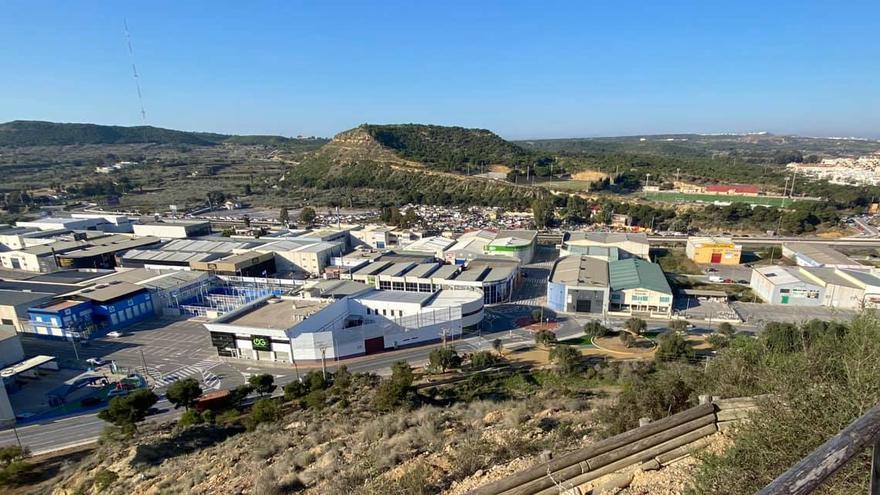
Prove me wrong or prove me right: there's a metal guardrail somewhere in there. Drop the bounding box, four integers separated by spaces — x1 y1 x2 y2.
756 403 880 495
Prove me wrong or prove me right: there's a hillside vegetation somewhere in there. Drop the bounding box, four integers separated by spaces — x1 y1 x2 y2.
0 120 326 148
361 124 542 173
283 124 547 209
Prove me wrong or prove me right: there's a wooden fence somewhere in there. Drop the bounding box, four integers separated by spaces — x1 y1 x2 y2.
466 396 759 495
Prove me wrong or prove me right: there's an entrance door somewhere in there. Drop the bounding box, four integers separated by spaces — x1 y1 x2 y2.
575 299 592 313
364 336 385 355
781 295 789 304
710 252 722 263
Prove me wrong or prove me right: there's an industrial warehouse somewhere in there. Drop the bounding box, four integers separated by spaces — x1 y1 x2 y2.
203 285 484 363
547 255 674 317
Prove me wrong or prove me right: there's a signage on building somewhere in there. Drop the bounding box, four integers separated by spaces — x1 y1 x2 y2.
251 335 272 352
210 332 235 350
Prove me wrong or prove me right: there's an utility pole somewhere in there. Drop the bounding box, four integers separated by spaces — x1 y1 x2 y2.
140 349 148 377
319 344 327 379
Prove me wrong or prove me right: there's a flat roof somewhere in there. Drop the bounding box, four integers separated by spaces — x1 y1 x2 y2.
783 242 860 267
122 249 222 263
0 279 80 295
803 268 862 289
484 266 516 283
404 236 456 253
219 251 272 265
550 256 609 287
306 280 371 298
162 239 256 253
357 290 434 305
430 265 460 280
0 289 53 306
454 266 489 282
27 270 111 284
425 289 483 308
37 299 85 311
14 240 87 256
495 230 537 241
755 266 813 286
1 355 56 378
378 262 415 277
353 261 391 276
404 263 440 279
136 220 210 227
69 282 146 302
60 237 160 258
225 298 331 330
566 232 649 245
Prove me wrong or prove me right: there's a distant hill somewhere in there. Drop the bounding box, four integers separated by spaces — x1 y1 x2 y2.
341 124 540 173
0 120 327 148
287 124 544 209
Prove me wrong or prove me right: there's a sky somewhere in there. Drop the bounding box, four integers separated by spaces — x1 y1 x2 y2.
1 1 878 139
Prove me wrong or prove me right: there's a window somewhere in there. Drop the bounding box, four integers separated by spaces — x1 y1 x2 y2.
0 319 12 325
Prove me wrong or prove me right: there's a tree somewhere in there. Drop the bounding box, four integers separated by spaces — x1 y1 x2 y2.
619 332 635 348
531 309 543 323
166 378 202 411
248 398 279 427
374 361 415 411
549 345 581 374
248 374 277 397
428 347 462 373
655 331 693 362
299 207 317 226
707 334 729 350
717 322 736 337
531 199 554 229
625 317 647 336
469 351 501 370
283 380 308 401
333 365 352 391
97 389 158 435
492 338 504 355
584 320 609 338
534 329 557 347
279 207 290 226
668 320 689 334
228 384 253 408
206 190 225 207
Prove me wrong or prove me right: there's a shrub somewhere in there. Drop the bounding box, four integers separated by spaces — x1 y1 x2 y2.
619 332 635 348
492 338 504 355
166 378 202 411
624 317 647 335
469 351 501 370
534 329 557 347
248 374 277 397
374 361 415 411
655 331 693 362
0 446 30 486
668 319 689 333
303 390 327 410
284 380 308 401
248 399 279 429
428 347 462 373
584 320 609 337
228 384 254 408
178 409 204 428
549 345 581 374
706 334 729 350
333 365 352 391
201 409 216 424
717 322 736 337
531 309 543 323
216 409 240 425
92 468 118 491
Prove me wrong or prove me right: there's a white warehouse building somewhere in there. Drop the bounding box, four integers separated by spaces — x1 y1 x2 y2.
203 288 484 364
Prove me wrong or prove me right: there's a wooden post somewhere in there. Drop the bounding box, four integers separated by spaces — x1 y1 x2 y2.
871 438 880 495
756 403 880 495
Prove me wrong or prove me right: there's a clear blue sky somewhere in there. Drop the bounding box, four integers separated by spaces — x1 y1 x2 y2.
1 1 878 139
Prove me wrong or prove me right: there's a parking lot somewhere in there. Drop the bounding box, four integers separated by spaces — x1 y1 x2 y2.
20 317 256 392
731 302 859 325
675 298 740 322
698 263 753 283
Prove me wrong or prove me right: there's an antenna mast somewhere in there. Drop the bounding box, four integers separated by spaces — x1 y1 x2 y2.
124 19 148 142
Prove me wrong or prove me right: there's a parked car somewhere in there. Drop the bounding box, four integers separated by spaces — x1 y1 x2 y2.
106 331 124 338
737 279 749 284
85 357 106 367
723 278 735 284
706 268 718 273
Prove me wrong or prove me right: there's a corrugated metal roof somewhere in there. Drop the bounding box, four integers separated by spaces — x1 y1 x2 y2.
404 263 440 279
608 259 671 294
550 256 609 287
430 265 460 280
378 262 415 277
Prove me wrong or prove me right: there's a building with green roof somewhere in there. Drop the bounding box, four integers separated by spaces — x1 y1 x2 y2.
608 258 674 316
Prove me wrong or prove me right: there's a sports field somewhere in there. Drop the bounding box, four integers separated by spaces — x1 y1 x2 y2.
642 191 807 207
542 180 593 191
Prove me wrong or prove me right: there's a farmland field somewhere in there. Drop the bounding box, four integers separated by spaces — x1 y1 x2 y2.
641 191 810 207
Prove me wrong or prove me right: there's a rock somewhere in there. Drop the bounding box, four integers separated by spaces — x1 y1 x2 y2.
594 472 634 493
483 410 504 424
640 459 661 471
474 469 484 477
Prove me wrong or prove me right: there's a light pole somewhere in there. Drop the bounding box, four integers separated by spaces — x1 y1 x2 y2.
318 344 327 379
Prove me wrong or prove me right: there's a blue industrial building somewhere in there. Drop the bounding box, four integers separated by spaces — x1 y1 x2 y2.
27 281 155 339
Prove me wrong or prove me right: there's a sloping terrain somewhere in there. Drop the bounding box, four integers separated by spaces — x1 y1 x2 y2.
0 120 327 147
284 124 545 209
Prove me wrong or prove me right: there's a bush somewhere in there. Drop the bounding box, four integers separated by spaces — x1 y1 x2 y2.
717 322 736 337
374 361 415 411
619 332 635 348
624 317 647 335
668 320 689 333
166 377 202 411
690 314 880 495
492 338 504 355
531 309 543 323
93 468 118 491
0 446 30 486
584 320 609 338
333 365 352 391
534 329 557 347
201 409 216 424
248 374 277 397
469 351 501 370
284 380 308 401
706 334 729 350
548 345 581 374
178 409 205 428
303 390 327 410
428 347 462 373
248 399 279 429
216 409 240 425
655 331 693 362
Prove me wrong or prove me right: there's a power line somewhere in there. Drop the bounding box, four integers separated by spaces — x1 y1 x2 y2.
123 18 148 142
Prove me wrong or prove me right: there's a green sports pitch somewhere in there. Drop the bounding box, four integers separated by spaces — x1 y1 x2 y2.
641 191 807 207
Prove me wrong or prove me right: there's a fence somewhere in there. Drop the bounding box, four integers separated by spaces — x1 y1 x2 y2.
756 402 880 495
466 396 759 495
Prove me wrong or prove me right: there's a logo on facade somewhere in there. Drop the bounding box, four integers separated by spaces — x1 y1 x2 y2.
251 335 271 351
